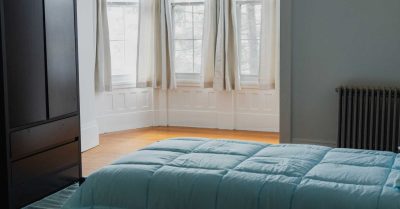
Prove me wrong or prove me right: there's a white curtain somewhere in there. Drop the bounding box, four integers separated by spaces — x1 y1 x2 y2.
201 0 218 88
134 0 279 90
160 0 177 89
158 0 220 89
214 0 278 91
95 0 112 92
259 0 278 89
137 0 159 88
214 0 240 91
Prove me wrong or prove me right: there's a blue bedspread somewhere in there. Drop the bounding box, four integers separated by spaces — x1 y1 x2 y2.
63 138 400 209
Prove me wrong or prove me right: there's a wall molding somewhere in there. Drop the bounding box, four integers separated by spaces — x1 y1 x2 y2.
96 88 280 135
97 110 154 133
162 110 279 132
235 112 279 132
165 88 280 132
167 109 218 129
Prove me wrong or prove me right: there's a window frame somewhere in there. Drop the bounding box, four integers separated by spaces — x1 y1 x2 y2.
171 1 205 85
106 0 140 88
235 0 262 87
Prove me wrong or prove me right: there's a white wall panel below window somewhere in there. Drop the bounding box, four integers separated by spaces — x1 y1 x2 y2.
96 88 279 134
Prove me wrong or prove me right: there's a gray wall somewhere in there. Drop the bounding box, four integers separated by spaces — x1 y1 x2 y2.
281 0 400 146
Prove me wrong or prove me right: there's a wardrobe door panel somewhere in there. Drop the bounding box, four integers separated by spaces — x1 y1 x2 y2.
45 0 78 118
4 0 47 127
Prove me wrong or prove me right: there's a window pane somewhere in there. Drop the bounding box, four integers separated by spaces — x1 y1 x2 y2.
172 2 204 76
240 4 262 40
107 0 139 81
171 0 202 2
240 39 260 76
194 40 202 73
110 41 125 75
124 40 138 74
193 5 204 40
123 5 138 77
237 2 262 76
125 6 139 41
175 40 194 73
173 5 193 40
107 6 124 41
108 0 139 3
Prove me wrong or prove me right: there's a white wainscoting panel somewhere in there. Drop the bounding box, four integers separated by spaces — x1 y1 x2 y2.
166 88 279 132
96 88 279 134
96 88 154 133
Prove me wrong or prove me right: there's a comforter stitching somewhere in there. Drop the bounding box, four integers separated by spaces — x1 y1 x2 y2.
144 139 210 209
288 148 332 209
375 154 397 209
213 143 268 209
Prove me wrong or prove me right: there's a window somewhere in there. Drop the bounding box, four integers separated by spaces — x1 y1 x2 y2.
235 0 262 84
107 0 139 86
171 0 205 83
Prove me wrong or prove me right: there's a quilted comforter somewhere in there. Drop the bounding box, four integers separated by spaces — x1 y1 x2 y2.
63 138 400 209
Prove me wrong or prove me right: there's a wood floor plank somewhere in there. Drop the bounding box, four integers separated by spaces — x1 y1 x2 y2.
82 126 279 176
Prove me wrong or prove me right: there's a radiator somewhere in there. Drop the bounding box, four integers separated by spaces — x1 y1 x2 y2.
337 87 400 152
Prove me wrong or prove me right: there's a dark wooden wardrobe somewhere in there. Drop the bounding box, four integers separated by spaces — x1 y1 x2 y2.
0 0 81 208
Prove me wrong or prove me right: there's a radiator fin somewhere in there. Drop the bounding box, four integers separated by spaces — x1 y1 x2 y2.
337 87 400 152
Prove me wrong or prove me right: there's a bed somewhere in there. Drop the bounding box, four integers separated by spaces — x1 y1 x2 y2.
63 138 400 209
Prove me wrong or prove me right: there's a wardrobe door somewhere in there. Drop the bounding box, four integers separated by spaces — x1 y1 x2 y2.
44 0 78 118
4 0 47 127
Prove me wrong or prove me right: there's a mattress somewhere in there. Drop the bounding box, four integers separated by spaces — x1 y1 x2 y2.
63 138 400 209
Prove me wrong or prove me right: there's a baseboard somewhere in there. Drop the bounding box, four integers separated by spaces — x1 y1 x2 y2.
153 109 168 126
168 110 218 129
217 112 234 130
292 138 337 147
81 121 99 152
97 110 154 133
95 88 280 134
235 113 279 132
167 109 279 132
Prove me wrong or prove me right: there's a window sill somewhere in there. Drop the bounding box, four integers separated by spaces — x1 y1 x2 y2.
176 73 202 88
112 74 136 90
176 80 202 88
240 82 261 89
112 82 136 90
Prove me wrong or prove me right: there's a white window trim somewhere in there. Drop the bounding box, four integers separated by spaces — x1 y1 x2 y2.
240 74 260 89
236 0 262 88
171 1 205 86
112 74 136 89
107 0 140 88
175 73 202 87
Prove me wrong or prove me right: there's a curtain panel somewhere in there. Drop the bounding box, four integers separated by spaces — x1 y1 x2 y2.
259 0 278 90
160 0 177 89
136 0 158 88
136 0 176 90
214 0 278 91
214 0 240 91
136 0 166 89
201 0 218 88
98 0 279 91
95 0 112 92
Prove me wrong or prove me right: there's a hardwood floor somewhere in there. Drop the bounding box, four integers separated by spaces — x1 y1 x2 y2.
82 126 280 176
